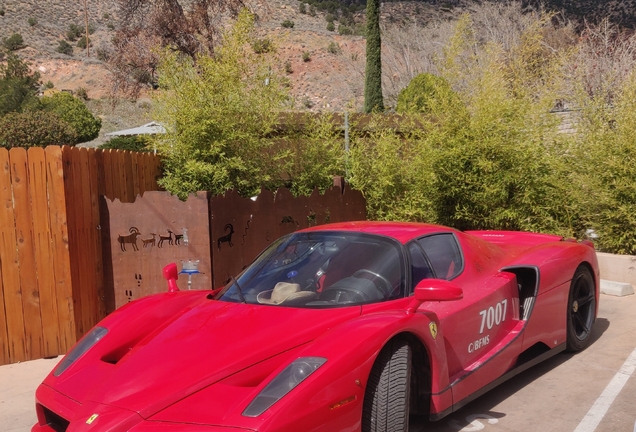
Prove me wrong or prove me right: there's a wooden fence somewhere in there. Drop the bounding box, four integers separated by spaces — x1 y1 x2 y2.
0 146 161 365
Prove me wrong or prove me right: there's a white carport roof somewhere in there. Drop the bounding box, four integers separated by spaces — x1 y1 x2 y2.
105 121 166 137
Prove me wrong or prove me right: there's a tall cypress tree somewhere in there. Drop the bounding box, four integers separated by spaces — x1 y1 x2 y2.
364 0 384 113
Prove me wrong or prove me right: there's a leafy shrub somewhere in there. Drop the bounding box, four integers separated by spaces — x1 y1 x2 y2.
56 40 73 55
153 10 290 198
299 3 307 14
302 51 311 62
28 17 37 26
284 60 293 74
75 87 88 100
338 25 353 35
3 33 25 51
570 74 636 254
252 38 273 54
107 22 115 30
77 36 91 49
326 21 335 32
96 47 110 61
0 53 41 116
308 5 316 16
39 92 101 143
353 23 366 36
281 20 294 28
327 41 341 54
396 73 463 117
278 113 346 196
103 13 110 19
44 81 54 89
67 24 82 41
99 136 150 152
0 111 77 148
0 9 5 16
325 13 335 23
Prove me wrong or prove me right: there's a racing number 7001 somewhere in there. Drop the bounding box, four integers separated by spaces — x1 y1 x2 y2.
479 300 507 334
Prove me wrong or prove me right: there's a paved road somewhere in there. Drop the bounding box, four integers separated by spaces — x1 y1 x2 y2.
2 293 635 432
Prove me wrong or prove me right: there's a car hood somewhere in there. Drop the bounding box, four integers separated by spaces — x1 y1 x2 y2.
52 298 362 418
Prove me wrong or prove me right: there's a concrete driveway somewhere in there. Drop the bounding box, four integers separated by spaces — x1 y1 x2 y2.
2 293 635 432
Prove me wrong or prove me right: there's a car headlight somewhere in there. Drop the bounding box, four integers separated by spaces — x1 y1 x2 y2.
242 357 327 417
54 326 108 377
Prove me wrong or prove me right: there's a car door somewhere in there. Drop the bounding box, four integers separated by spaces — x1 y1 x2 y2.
409 233 521 383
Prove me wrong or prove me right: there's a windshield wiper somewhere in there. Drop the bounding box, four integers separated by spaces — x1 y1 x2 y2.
230 275 247 304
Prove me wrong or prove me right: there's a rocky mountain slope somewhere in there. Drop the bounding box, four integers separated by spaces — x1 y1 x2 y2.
2 0 636 143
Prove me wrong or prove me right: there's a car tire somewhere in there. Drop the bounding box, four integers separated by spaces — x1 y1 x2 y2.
566 266 596 352
362 339 411 432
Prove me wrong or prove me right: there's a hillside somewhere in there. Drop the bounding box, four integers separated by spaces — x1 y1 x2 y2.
2 0 636 145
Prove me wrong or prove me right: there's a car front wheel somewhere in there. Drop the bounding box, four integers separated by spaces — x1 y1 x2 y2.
362 339 411 432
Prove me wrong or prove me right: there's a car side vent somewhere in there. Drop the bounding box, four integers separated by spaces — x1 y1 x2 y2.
500 266 539 320
42 405 70 432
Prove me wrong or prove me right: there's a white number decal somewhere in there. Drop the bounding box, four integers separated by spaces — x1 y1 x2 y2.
479 299 507 334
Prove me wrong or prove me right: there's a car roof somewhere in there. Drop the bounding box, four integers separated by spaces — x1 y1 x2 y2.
299 221 456 244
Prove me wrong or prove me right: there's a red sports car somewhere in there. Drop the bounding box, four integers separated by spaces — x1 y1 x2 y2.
33 222 599 432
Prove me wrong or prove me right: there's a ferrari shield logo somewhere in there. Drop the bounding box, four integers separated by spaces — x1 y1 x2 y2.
429 322 438 340
86 414 98 425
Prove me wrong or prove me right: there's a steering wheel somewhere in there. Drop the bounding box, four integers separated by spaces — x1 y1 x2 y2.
320 287 368 304
352 269 392 296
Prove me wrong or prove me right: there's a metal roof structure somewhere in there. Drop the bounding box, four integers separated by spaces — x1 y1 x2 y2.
105 121 166 137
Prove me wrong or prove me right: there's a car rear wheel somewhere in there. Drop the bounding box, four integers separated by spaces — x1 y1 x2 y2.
362 339 411 432
566 266 596 352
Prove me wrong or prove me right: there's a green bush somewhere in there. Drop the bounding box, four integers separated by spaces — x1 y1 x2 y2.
302 51 311 62
284 60 293 74
326 21 335 32
338 25 353 35
39 92 101 143
277 113 346 196
28 17 37 26
67 24 82 41
350 14 573 235
153 10 290 198
281 20 294 28
299 3 307 14
76 87 88 100
0 9 5 16
252 38 273 54
569 74 636 254
0 53 41 116
327 41 340 54
77 35 91 49
396 73 463 119
99 136 150 152
0 111 77 148
3 33 25 51
44 81 54 89
56 40 73 55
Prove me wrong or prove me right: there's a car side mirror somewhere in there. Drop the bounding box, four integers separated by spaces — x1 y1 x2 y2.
163 263 180 292
406 279 463 313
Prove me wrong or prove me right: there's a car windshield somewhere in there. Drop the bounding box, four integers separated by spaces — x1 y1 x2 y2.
216 231 406 307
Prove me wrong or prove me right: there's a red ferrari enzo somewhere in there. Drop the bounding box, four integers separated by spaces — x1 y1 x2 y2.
33 222 599 432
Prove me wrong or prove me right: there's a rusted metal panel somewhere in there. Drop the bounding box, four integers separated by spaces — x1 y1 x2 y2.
209 184 366 288
102 191 212 309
